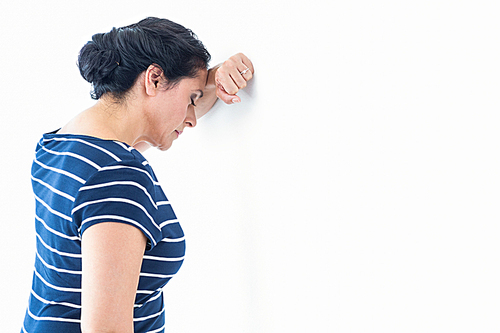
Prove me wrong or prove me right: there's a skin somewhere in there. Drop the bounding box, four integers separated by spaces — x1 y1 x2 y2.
59 66 207 152
81 223 146 332
59 53 254 333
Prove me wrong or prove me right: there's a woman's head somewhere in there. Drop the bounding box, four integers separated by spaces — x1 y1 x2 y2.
78 17 211 100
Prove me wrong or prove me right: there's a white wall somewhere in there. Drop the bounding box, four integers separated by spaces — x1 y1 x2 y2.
1 1 499 332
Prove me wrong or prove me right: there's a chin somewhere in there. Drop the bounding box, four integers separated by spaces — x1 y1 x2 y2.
157 142 173 151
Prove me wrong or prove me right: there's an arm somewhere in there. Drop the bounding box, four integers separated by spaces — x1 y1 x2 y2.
81 222 147 333
194 65 220 119
133 53 254 152
195 53 254 119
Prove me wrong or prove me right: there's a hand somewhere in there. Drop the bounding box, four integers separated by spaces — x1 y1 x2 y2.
215 53 254 104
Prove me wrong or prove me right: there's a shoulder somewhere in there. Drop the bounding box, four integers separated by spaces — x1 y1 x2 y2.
33 132 159 204
37 132 153 178
71 157 163 248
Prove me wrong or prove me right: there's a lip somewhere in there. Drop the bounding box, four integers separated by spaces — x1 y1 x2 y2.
175 130 183 137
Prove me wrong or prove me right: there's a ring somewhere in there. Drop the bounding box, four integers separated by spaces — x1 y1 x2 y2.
240 67 250 75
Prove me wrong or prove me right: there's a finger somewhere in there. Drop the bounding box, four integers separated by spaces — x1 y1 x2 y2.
237 53 255 75
230 70 247 90
239 67 253 81
216 68 239 95
215 76 240 104
216 86 240 104
236 59 253 83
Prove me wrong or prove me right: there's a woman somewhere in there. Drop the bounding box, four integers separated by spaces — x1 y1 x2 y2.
22 17 253 332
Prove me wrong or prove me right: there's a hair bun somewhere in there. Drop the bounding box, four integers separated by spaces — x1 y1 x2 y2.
78 38 121 84
77 18 210 100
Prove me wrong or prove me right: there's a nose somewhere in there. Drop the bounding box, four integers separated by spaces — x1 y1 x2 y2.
185 104 197 128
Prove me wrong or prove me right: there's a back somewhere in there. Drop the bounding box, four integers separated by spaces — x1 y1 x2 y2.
22 131 186 333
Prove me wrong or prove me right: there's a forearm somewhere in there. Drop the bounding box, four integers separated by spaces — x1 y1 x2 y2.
195 64 220 119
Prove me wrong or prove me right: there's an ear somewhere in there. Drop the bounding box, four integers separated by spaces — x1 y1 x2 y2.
144 64 164 96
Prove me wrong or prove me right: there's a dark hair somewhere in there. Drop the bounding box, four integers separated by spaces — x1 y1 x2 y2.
78 17 211 100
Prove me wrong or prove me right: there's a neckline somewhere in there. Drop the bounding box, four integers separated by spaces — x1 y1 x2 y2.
44 129 128 144
42 129 137 150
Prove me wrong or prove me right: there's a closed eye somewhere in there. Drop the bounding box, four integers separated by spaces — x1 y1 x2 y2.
190 97 197 107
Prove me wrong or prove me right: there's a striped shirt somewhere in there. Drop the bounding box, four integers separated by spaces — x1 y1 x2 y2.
22 131 186 333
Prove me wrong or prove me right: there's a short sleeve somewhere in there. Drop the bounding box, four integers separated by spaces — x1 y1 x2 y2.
71 160 162 250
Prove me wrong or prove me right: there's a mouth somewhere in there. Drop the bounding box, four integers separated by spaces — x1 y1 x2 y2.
175 130 183 137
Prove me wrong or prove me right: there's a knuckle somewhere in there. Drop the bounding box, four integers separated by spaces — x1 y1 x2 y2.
216 67 227 76
225 59 236 68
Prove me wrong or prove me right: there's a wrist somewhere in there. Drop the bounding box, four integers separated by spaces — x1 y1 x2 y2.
206 64 221 89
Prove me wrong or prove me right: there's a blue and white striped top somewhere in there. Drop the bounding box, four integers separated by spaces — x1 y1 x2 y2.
22 131 186 333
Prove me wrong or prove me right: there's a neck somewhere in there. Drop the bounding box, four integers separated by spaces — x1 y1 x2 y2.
59 94 146 147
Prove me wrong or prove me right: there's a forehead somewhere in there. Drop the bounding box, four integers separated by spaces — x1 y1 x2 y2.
180 69 207 90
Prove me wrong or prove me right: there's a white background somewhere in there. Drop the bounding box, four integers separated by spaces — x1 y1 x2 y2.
1 1 499 332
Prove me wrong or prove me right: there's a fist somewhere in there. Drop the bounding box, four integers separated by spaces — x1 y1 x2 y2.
215 53 254 104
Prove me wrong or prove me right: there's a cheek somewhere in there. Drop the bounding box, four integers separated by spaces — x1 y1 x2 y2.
171 101 189 124
152 93 189 134
156 102 186 131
